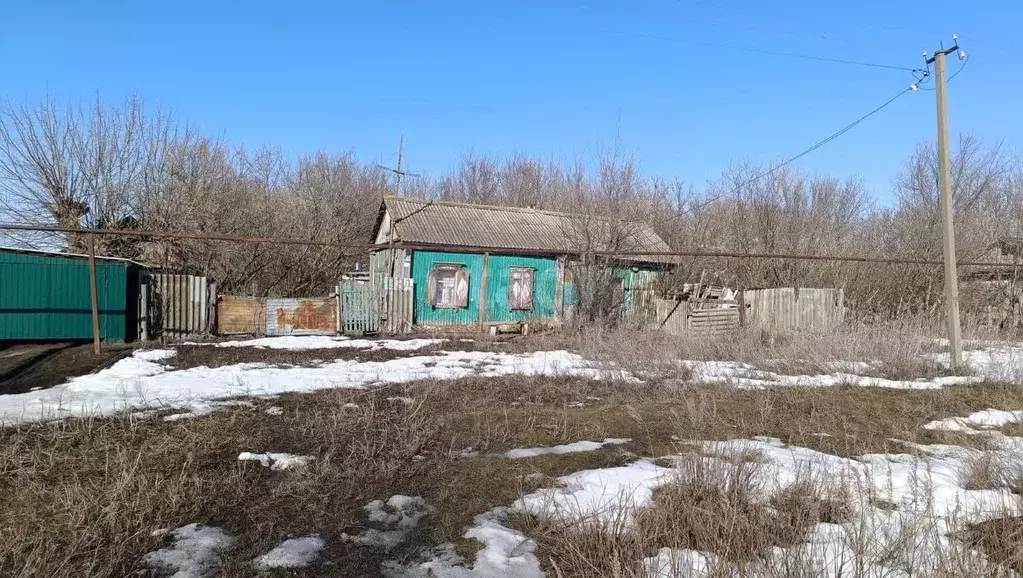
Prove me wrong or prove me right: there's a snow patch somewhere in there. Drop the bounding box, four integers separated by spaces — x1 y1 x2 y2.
255 535 324 569
924 408 1023 433
384 509 543 578
515 459 673 528
143 523 234 578
0 349 605 426
264 406 284 416
684 359 981 390
237 452 313 470
643 548 717 578
501 438 630 459
342 495 433 551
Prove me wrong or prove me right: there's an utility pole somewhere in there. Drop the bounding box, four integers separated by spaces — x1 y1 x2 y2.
924 36 967 370
87 232 101 355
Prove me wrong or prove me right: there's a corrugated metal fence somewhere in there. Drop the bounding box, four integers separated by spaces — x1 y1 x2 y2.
267 297 338 335
743 287 845 331
149 274 210 338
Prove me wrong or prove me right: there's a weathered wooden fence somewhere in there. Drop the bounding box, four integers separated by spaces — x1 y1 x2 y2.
656 298 741 337
147 273 212 338
339 282 378 334
743 287 845 331
380 278 414 334
338 278 414 335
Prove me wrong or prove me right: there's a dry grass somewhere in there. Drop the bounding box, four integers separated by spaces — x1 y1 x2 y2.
972 517 1023 573
578 321 961 382
0 389 433 577
515 453 856 577
6 331 1023 576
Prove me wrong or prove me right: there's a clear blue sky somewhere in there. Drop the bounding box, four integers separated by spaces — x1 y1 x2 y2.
1 1 1017 203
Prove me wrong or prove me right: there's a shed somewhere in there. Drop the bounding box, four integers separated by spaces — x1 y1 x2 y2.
368 196 673 327
0 247 143 342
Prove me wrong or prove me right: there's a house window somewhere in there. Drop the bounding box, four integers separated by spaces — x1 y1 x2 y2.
428 263 469 308
509 267 534 310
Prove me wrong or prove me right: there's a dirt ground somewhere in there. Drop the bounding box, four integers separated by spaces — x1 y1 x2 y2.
0 342 134 395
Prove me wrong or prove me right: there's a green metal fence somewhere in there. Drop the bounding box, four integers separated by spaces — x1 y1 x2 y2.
0 250 133 341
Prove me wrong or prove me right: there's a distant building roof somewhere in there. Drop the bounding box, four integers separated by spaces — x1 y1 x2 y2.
0 245 144 265
373 196 674 264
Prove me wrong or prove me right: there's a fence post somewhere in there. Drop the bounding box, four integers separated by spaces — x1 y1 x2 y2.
478 252 490 328
139 280 149 341
87 233 101 355
737 289 745 327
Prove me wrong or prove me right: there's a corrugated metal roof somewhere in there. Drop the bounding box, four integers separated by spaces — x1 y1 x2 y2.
0 245 143 265
379 197 674 263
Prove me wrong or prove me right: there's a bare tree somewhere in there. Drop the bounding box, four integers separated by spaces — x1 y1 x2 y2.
0 95 170 253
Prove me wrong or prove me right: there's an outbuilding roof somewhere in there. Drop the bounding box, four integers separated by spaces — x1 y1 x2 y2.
0 245 143 265
374 196 674 264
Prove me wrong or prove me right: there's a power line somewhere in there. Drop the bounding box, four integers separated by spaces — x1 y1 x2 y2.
606 30 922 72
2 222 1021 269
684 85 914 214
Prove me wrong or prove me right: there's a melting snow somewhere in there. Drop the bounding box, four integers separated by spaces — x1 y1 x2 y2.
237 452 313 470
516 459 673 528
0 349 608 425
255 535 324 569
501 438 630 459
684 359 982 390
143 523 234 578
513 433 1023 576
924 408 1023 433
384 509 543 578
342 495 434 551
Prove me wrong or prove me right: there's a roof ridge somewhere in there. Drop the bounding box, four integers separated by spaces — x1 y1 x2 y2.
383 195 646 225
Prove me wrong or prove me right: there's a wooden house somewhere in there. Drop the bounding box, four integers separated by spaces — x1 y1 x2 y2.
368 196 674 328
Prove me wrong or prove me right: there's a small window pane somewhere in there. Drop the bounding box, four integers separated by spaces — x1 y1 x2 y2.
509 267 534 310
430 264 469 309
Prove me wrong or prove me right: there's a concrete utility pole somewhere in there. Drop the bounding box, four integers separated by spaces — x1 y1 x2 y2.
925 37 966 370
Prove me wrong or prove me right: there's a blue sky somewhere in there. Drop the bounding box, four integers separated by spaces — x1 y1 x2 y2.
1 1 1017 203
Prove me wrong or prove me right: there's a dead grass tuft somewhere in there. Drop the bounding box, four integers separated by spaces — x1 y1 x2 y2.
971 517 1023 573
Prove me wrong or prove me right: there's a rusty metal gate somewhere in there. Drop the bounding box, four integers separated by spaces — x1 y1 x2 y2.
266 297 338 336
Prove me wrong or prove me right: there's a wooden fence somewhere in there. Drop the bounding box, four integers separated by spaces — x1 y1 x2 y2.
743 287 845 331
380 278 414 334
656 298 741 337
339 278 414 335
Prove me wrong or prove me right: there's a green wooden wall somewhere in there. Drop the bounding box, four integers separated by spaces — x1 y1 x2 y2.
483 254 557 322
410 250 486 325
409 249 559 325
0 251 129 341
